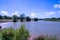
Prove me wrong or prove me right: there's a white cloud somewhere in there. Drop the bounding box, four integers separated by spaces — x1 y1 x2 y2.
12 11 19 16
54 4 60 8
1 11 8 16
31 12 36 17
43 12 55 16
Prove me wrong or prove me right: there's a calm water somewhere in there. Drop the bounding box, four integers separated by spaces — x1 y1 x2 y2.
0 20 60 36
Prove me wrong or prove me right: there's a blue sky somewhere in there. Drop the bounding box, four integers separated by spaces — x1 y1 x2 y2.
0 0 60 18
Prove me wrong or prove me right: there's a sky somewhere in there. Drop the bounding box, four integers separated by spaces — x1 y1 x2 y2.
0 0 60 18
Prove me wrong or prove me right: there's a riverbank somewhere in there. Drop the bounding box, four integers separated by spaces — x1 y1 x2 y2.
0 19 60 23
43 20 60 22
0 19 35 23
0 19 20 22
43 18 60 22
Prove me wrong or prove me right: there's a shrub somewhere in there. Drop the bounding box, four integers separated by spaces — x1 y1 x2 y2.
34 18 38 21
26 16 31 22
20 17 24 22
12 15 18 22
0 30 2 40
33 35 58 40
20 14 25 22
2 25 30 40
15 25 30 40
2 28 15 40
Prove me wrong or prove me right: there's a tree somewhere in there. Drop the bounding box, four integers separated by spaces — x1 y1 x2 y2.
26 16 31 21
12 15 18 22
58 18 60 20
34 18 38 21
7 16 12 19
0 15 3 19
3 15 8 19
20 14 25 22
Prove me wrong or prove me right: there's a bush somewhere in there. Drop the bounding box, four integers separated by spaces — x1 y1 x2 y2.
26 16 31 22
20 14 25 22
20 17 24 22
34 18 38 21
14 25 30 40
2 25 30 40
12 15 18 22
0 30 2 40
2 28 15 40
33 35 58 40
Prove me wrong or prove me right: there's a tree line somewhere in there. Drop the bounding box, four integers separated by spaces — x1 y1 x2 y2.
0 14 39 22
43 17 60 21
0 15 12 19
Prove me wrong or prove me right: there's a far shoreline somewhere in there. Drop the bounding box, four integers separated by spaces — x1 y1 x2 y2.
0 19 60 23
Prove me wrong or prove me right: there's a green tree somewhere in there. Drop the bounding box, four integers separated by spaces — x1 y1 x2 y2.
3 15 8 19
0 15 3 19
26 16 31 21
12 15 18 22
20 14 25 22
34 18 38 21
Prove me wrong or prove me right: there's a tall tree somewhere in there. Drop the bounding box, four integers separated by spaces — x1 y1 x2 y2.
34 18 38 21
0 15 3 19
20 14 25 22
26 16 31 21
12 15 18 22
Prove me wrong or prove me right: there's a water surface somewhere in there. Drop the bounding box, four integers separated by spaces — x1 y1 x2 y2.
0 20 60 36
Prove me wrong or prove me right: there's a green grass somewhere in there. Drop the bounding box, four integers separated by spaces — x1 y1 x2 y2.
1 25 29 40
0 30 2 40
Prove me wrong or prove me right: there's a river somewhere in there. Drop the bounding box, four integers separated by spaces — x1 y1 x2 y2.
0 20 60 37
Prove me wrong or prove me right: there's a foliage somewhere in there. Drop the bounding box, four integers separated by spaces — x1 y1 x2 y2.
14 25 29 40
20 17 24 22
0 15 3 19
1 25 29 40
33 35 58 40
0 30 2 40
2 28 15 40
19 25 29 40
26 16 31 21
43 17 60 21
0 15 12 19
20 14 25 22
12 15 18 22
34 18 38 21
3 16 8 19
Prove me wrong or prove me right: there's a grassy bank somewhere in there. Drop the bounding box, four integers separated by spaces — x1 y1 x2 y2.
0 25 30 40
